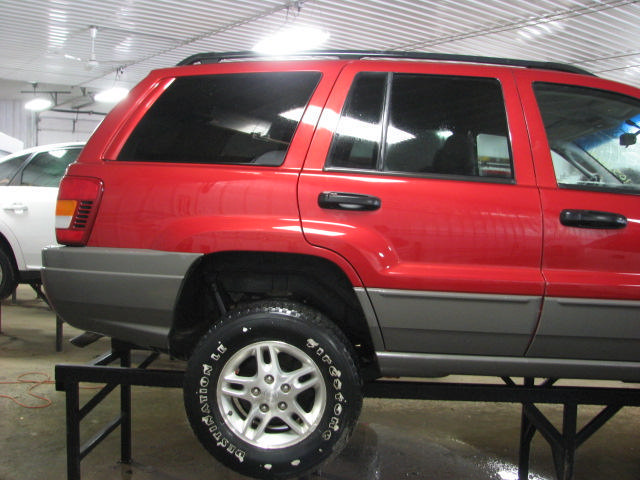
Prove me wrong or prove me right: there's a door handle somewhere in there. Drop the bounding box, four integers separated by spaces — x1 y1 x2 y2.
318 192 381 211
3 203 28 214
560 209 627 229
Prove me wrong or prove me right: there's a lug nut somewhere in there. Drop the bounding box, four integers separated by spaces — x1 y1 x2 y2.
251 387 261 396
260 404 269 413
264 375 274 384
278 402 287 411
281 384 291 393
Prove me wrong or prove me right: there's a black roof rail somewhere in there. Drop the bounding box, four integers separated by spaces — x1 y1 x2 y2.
176 50 593 76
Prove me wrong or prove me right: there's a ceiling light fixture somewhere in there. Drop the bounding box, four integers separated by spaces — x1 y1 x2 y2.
24 97 54 111
23 82 58 112
95 67 129 104
253 26 329 54
94 86 129 103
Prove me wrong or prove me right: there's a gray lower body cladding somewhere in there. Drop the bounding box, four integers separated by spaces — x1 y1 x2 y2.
42 246 201 349
41 246 640 381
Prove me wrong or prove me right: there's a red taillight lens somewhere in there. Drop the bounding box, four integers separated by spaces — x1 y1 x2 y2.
55 176 103 246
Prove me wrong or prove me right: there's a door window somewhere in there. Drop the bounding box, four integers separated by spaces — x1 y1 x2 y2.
534 82 640 193
327 72 513 180
328 72 386 170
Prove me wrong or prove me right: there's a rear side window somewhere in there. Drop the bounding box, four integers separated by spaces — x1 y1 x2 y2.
21 147 82 187
328 72 513 180
534 82 640 193
118 71 321 165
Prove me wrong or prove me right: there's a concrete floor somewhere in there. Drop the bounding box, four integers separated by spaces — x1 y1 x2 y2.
1 286 639 480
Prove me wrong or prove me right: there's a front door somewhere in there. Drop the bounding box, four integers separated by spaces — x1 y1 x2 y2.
517 70 640 362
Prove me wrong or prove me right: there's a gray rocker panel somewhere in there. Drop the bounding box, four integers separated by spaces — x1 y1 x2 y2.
376 351 640 382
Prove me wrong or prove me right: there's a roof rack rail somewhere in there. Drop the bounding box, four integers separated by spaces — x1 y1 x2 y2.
176 50 593 76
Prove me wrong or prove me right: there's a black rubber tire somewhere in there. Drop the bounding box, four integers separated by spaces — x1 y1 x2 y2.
183 301 363 479
0 248 17 300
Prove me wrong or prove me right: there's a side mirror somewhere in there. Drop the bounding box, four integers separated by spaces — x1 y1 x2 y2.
620 132 637 147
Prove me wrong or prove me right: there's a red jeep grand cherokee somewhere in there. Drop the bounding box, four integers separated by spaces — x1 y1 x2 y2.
42 51 640 478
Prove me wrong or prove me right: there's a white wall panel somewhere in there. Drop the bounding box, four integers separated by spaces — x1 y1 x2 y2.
36 111 102 145
0 100 35 148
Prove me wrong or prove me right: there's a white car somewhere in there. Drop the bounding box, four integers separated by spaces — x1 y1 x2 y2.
0 142 84 298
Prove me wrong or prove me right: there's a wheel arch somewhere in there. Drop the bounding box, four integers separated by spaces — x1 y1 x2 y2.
0 231 19 273
169 251 380 379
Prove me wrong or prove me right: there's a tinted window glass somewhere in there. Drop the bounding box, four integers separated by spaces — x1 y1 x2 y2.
386 75 512 178
118 72 321 165
534 82 640 193
327 72 387 169
327 73 513 179
21 147 81 187
0 154 28 185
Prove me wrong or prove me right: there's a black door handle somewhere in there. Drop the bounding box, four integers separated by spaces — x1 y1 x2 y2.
318 192 381 211
560 209 627 229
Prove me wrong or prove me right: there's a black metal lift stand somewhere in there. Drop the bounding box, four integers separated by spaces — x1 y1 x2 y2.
56 343 640 480
364 378 640 480
55 340 184 480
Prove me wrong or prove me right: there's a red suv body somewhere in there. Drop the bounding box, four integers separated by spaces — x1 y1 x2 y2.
42 52 640 478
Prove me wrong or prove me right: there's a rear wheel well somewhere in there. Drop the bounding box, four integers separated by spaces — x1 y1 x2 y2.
170 251 379 379
0 234 18 269
0 233 18 299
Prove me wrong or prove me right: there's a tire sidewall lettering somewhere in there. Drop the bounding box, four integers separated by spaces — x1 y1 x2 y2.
196 342 247 463
306 337 347 443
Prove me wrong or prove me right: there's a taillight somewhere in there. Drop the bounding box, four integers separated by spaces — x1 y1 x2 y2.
55 176 103 246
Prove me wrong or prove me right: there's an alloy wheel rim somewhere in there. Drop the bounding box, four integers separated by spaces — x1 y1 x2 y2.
216 340 326 449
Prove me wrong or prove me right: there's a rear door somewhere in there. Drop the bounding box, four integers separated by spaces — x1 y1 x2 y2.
516 70 640 362
298 62 544 356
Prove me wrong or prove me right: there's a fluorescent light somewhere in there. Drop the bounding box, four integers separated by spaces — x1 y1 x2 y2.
25 97 53 111
95 86 129 103
253 26 329 54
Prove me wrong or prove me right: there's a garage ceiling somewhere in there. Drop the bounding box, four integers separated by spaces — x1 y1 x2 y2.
1 0 640 111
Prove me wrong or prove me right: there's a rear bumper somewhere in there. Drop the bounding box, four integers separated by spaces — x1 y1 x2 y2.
42 246 201 349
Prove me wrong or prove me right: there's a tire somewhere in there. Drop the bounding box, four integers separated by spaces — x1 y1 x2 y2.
183 301 363 479
0 248 17 300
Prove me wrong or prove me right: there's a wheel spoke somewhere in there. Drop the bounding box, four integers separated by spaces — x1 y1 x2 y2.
240 404 261 435
285 402 314 434
222 371 255 384
255 345 276 376
288 365 320 392
242 407 272 441
220 383 250 400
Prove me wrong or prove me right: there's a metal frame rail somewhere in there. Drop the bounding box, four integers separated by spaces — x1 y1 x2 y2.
55 342 640 480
